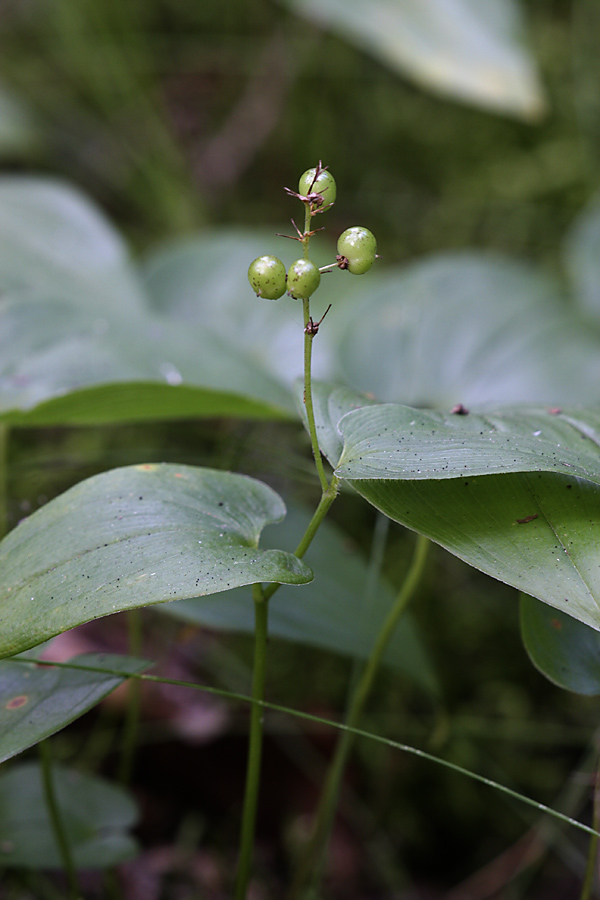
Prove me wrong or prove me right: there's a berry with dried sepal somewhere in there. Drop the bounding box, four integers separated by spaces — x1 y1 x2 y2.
248 255 287 300
287 258 321 299
298 165 336 211
336 226 377 274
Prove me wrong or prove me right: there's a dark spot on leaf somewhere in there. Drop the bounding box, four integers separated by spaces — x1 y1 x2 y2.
516 514 539 524
5 695 28 710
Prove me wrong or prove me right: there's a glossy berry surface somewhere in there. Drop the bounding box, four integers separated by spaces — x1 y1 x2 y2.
286 258 321 299
247 255 287 300
336 226 377 275
337 225 377 275
298 167 336 209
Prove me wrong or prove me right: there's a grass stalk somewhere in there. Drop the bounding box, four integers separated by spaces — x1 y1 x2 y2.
289 533 430 899
234 584 270 899
39 740 82 900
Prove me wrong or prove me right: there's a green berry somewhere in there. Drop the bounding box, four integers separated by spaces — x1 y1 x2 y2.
298 166 336 209
248 255 287 300
287 258 321 299
336 226 377 275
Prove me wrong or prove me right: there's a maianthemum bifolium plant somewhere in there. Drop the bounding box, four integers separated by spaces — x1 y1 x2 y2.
4 163 600 899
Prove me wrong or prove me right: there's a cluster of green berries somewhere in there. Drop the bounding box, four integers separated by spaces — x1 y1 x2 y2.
248 165 377 302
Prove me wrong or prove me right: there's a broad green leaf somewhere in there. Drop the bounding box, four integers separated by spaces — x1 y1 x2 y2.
142 229 339 389
564 199 600 325
520 595 600 695
280 0 545 118
351 472 600 632
0 763 138 869
304 382 378 466
335 404 600 483
0 184 296 422
0 464 313 658
0 292 294 420
331 254 600 408
0 177 145 315
0 382 290 426
164 503 437 693
310 383 600 631
0 653 150 763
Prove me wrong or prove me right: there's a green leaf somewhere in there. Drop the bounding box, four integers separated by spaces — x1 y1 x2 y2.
0 464 313 658
302 382 378 466
0 762 138 869
310 383 600 631
279 0 545 118
331 254 600 408
0 184 296 423
335 404 600 483
0 653 150 763
520 594 600 695
0 382 291 426
164 503 438 694
142 228 340 390
0 291 294 420
0 177 145 316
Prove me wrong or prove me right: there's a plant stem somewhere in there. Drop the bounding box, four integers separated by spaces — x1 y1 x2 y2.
302 298 329 493
302 200 311 259
236 187 338 896
234 584 270 900
580 757 600 900
118 608 143 785
39 741 82 900
289 533 431 900
263 475 340 606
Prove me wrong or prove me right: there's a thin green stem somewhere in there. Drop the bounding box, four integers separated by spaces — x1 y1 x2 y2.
303 201 311 259
234 584 270 900
25 656 600 843
289 534 431 900
117 608 143 785
263 476 340 604
580 757 600 900
235 185 336 896
39 741 82 900
302 298 329 493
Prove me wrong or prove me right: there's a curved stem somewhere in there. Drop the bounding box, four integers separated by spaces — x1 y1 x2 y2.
263 476 340 605
234 584 270 900
39 741 82 900
289 534 431 899
580 755 600 900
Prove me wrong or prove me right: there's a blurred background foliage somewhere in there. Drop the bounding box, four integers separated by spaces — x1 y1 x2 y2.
0 0 598 264
2 0 600 896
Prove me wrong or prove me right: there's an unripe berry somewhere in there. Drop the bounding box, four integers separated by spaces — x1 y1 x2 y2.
287 258 321 299
336 226 377 275
298 167 336 210
248 255 287 300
